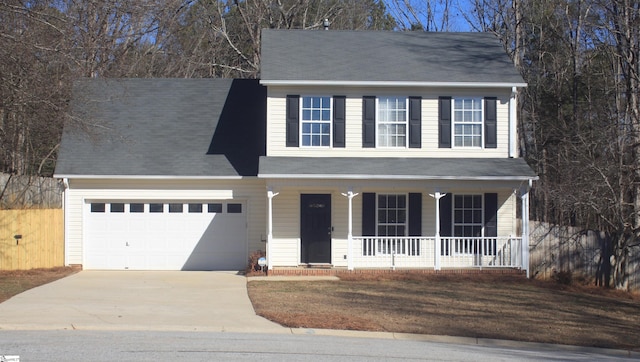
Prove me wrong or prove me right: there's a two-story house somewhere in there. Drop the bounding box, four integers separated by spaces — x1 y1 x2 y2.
54 30 537 275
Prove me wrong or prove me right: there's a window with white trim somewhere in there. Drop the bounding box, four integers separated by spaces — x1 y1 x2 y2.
377 194 407 237
453 98 483 147
301 96 331 147
377 97 407 147
453 194 482 254
375 194 407 255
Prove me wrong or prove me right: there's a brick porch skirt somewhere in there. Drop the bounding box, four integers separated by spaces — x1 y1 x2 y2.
265 267 526 277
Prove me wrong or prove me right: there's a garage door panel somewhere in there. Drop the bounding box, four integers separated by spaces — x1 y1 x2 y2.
85 201 246 270
182 214 246 271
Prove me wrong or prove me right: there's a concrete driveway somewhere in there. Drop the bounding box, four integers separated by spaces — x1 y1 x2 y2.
0 271 287 333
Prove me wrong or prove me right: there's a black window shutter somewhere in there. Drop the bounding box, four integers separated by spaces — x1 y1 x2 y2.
484 193 498 237
438 97 452 148
409 97 422 148
286 95 299 147
333 96 346 148
362 193 376 236
362 96 376 148
439 193 452 237
408 193 422 236
484 97 497 148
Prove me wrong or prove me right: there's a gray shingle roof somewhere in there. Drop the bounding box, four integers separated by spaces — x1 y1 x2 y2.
55 79 266 178
260 30 525 85
258 157 537 180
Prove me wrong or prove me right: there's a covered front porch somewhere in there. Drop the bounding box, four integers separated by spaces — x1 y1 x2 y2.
263 183 532 276
259 157 538 277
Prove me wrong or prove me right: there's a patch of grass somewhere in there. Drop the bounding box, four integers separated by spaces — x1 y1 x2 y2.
248 273 640 350
0 267 77 303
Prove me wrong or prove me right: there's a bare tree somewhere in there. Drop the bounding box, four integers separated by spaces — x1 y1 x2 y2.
0 0 70 176
464 0 640 289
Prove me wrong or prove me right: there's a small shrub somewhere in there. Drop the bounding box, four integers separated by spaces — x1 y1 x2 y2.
552 270 573 285
246 250 266 274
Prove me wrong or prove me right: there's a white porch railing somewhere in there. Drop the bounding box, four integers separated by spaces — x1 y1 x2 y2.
352 236 523 270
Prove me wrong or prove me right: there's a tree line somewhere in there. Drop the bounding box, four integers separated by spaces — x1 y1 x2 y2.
466 0 639 289
1 0 638 289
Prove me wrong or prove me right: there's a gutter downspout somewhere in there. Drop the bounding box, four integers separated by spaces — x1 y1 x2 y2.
509 86 518 158
62 178 69 267
521 180 532 278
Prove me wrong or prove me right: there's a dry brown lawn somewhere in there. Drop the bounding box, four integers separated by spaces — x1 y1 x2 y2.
248 273 640 350
0 267 77 303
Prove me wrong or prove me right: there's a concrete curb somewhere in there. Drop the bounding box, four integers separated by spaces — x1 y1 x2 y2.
289 328 640 359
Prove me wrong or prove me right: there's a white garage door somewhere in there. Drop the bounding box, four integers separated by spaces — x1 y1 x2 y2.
84 201 247 270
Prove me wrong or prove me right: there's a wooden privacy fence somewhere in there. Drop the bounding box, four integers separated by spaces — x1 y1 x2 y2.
529 221 639 291
0 209 64 270
0 173 63 209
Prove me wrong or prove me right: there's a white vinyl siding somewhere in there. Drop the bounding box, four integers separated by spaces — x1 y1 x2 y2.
266 86 512 158
270 191 301 266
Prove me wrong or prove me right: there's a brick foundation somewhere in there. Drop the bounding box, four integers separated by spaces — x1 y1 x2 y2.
266 267 526 277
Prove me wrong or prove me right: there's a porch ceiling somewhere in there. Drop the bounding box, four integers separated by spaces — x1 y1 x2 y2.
258 157 538 181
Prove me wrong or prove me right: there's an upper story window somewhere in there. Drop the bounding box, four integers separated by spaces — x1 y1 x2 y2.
301 96 331 147
286 95 345 148
363 96 421 149
453 98 483 147
438 96 497 149
377 97 407 147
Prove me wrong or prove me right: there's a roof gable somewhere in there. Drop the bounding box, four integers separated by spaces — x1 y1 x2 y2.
260 30 525 86
55 78 266 178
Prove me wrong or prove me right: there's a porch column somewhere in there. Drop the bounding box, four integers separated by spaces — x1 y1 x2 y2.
429 192 446 271
267 187 280 271
520 182 531 278
341 188 359 270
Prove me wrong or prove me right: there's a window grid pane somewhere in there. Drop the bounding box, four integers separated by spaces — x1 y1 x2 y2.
453 98 482 147
90 203 105 213
453 195 483 255
377 194 407 237
377 97 407 147
208 203 222 213
301 96 331 147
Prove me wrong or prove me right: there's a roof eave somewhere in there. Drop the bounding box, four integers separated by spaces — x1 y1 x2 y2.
54 174 244 180
259 80 528 88
258 174 539 181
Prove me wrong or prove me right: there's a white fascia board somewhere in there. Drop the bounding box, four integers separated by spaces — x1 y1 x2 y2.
53 174 243 180
259 80 528 88
258 174 539 181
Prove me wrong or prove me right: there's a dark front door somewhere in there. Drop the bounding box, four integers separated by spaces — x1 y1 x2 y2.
300 194 332 264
